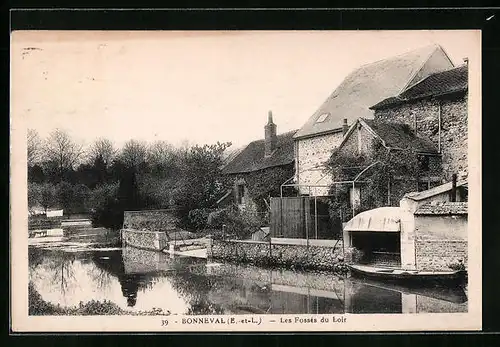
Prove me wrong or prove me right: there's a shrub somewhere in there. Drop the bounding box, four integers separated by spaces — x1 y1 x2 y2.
448 259 466 271
89 182 122 229
188 208 213 231
207 205 262 240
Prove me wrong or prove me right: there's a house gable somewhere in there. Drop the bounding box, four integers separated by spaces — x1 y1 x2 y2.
293 44 455 140
334 118 439 161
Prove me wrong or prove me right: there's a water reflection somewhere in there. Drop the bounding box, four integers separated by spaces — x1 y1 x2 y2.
29 248 468 315
28 229 467 315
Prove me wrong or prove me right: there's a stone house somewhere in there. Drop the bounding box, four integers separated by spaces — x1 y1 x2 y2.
329 117 442 213
220 112 297 214
293 44 455 196
370 63 468 181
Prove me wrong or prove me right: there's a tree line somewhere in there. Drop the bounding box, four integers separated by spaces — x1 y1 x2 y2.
28 128 232 230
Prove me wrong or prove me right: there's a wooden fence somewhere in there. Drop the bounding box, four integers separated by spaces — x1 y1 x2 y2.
270 197 339 240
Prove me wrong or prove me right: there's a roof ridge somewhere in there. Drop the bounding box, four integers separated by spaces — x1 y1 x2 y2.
353 44 440 71
397 44 440 94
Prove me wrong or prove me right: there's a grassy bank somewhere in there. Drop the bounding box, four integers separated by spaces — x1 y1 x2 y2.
28 282 169 316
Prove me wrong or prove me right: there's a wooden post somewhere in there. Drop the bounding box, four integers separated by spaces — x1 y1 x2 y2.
305 197 309 250
314 196 318 239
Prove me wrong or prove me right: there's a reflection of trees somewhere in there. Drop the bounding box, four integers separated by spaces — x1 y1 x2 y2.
45 251 77 296
28 248 46 272
168 271 224 315
88 266 113 292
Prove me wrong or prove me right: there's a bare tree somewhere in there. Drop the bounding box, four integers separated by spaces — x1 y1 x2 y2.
27 129 41 166
87 137 117 167
43 129 84 179
120 139 148 169
147 140 175 167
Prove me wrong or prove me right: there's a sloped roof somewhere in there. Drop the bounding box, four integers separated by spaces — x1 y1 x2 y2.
222 130 297 174
414 202 468 215
403 179 468 201
362 119 439 154
294 44 454 139
344 207 414 232
222 145 246 165
371 64 468 109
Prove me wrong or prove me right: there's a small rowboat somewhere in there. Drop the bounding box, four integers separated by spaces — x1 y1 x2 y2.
348 264 466 285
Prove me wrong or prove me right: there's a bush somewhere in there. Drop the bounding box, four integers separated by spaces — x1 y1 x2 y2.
207 205 262 240
188 208 213 231
89 182 122 229
448 259 466 271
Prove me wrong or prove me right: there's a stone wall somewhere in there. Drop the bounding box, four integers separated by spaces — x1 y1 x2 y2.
415 214 467 241
414 213 468 271
208 237 344 271
123 209 178 232
374 94 468 180
415 239 467 272
339 124 377 158
296 131 344 196
121 229 168 251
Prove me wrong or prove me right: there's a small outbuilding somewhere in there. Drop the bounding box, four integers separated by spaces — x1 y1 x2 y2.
343 178 468 272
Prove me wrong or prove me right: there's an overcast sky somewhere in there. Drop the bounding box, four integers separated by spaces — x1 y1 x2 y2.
11 30 479 151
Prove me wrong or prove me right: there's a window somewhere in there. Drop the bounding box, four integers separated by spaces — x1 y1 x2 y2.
417 181 430 192
237 184 245 204
316 113 330 123
418 156 430 172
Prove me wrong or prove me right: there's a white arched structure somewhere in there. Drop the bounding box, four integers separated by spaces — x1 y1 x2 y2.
343 207 416 270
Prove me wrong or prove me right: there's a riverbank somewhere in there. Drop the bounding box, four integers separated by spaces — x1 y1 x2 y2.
28 282 170 316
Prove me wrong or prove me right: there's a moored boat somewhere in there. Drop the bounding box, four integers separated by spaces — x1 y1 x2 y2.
348 264 466 285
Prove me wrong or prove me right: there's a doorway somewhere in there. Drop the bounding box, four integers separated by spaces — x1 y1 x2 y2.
350 232 401 267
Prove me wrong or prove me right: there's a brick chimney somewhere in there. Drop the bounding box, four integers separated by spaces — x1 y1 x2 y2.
342 118 349 135
265 111 277 157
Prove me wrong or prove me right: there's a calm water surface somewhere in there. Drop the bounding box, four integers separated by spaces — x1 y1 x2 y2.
28 228 468 315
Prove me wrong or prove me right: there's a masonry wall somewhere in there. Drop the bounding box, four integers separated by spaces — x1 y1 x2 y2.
208 238 344 271
296 131 344 196
338 125 377 158
231 176 258 213
414 214 468 271
121 229 168 251
374 94 468 180
123 209 179 232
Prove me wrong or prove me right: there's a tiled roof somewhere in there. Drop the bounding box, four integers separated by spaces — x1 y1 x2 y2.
414 202 468 215
371 65 468 109
294 45 454 139
362 119 439 154
404 179 468 201
222 130 297 174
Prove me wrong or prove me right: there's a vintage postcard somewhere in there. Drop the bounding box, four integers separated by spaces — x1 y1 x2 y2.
10 30 481 332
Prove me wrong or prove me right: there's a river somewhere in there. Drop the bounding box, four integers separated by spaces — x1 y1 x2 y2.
28 227 468 315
